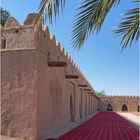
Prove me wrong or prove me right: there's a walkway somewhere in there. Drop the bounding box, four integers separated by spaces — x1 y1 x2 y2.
47 112 139 140
118 112 140 129
47 113 97 138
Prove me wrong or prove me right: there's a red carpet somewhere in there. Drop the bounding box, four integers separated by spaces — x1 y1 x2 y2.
53 112 139 140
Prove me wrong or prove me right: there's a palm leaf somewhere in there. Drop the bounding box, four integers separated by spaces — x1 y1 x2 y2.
0 7 10 26
39 0 65 23
72 0 120 50
114 0 139 51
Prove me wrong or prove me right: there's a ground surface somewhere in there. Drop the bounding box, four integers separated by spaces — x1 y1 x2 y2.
47 113 96 138
118 112 140 130
47 112 139 140
2 112 140 140
1 113 95 140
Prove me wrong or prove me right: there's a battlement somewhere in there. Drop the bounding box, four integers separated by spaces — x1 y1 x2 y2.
1 13 139 139
0 13 96 96
0 14 38 50
99 95 139 98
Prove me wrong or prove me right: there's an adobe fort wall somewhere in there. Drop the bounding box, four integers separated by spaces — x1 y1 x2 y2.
1 13 139 140
99 95 140 112
1 13 99 140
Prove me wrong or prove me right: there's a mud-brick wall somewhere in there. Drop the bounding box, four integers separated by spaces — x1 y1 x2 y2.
1 49 39 140
1 13 100 140
34 14 99 139
99 96 140 112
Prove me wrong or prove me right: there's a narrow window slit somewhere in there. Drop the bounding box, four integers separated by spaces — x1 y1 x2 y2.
1 39 6 49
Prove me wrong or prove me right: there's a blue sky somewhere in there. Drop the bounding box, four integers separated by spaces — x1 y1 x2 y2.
2 0 139 96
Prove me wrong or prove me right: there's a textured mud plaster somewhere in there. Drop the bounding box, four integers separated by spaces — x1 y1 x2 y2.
1 13 100 140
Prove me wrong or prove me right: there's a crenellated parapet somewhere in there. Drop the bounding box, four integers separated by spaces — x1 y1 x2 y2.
0 14 39 50
1 13 96 94
99 95 139 99
0 13 71 66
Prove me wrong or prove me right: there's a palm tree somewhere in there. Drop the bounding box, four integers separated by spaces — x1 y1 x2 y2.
96 90 106 96
0 7 10 26
39 0 139 51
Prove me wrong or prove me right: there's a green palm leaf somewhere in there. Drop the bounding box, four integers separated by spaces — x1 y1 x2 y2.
72 0 120 50
39 0 65 23
114 1 139 50
38 0 139 51
0 7 10 26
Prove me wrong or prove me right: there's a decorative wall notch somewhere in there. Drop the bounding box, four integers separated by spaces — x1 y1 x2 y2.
61 47 65 53
45 26 50 37
64 50 67 56
56 41 61 49
50 35 56 45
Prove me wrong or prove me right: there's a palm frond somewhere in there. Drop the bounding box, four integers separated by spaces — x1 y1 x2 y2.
114 1 139 51
72 0 120 50
39 0 65 23
0 7 10 26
